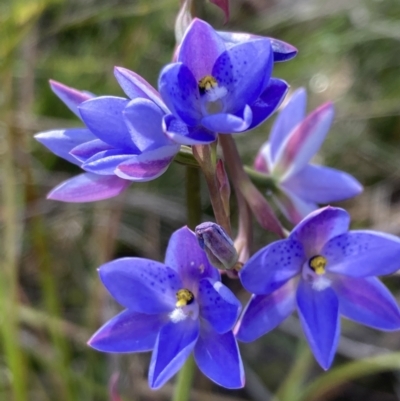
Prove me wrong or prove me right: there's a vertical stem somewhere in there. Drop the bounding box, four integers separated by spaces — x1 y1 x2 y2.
172 166 202 401
186 166 202 230
193 144 231 235
219 135 285 238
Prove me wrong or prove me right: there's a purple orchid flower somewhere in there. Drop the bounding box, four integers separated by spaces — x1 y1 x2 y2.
35 67 180 202
254 88 363 224
88 227 244 389
237 206 400 370
159 18 290 145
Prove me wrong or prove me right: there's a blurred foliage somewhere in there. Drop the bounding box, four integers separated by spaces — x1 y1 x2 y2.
1 0 400 400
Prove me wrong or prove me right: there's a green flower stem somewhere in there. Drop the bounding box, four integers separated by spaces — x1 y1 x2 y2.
173 355 196 401
172 166 202 401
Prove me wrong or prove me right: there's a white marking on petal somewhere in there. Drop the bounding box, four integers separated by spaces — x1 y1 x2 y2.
312 276 331 291
169 308 187 323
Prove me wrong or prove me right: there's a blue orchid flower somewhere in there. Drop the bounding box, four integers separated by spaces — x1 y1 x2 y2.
88 227 244 389
35 67 180 202
159 18 290 145
237 206 400 370
254 88 363 224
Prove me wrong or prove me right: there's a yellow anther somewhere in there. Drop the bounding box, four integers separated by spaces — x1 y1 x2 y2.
309 255 327 275
176 289 194 307
198 75 218 93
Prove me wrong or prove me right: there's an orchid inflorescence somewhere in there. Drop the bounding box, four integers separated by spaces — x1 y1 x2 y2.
35 2 400 395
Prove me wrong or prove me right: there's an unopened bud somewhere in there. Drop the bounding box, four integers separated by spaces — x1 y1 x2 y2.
195 222 238 270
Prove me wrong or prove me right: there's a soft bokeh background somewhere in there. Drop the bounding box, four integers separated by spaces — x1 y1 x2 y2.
1 0 400 400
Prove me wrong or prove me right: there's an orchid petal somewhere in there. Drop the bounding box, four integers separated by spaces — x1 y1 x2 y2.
149 319 199 389
282 164 363 204
47 173 130 202
323 230 400 277
79 96 138 151
201 105 252 133
247 78 289 130
269 88 307 164
114 145 178 182
50 80 93 119
296 279 340 370
198 278 241 333
332 276 400 330
273 102 334 180
70 139 114 163
213 39 273 113
194 325 244 389
165 227 219 293
88 309 166 352
178 19 226 81
35 128 96 166
163 114 217 145
123 98 172 152
290 206 350 257
216 32 297 62
158 63 202 126
99 258 182 314
82 150 134 175
240 238 305 295
114 67 168 112
236 279 296 342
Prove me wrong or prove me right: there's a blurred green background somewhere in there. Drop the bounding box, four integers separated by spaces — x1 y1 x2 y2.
1 0 400 400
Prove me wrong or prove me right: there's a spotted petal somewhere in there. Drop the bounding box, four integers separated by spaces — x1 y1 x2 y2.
332 276 400 331
240 238 305 295
194 324 244 389
236 279 296 342
323 230 400 277
158 63 202 126
88 309 166 352
197 278 241 333
47 173 130 202
99 258 182 314
35 128 96 166
296 279 340 370
213 38 273 114
165 227 219 293
149 319 199 389
290 206 350 257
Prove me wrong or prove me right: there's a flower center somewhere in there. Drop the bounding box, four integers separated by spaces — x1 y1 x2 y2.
198 75 227 104
175 288 194 307
308 255 327 275
170 288 198 323
302 255 331 291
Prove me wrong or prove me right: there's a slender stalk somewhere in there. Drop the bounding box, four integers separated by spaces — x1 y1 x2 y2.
193 144 231 235
219 135 285 238
172 166 202 401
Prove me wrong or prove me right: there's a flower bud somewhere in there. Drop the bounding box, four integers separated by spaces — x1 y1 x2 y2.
195 222 238 270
